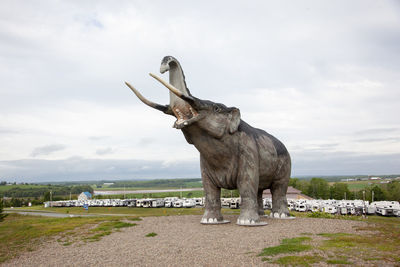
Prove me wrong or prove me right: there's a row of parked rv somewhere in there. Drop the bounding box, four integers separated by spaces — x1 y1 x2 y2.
286 199 400 217
44 198 400 217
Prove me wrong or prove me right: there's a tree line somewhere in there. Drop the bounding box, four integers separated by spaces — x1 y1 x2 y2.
290 178 400 202
0 185 93 199
107 178 202 188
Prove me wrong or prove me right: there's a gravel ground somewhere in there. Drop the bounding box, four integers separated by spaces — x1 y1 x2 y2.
4 215 365 267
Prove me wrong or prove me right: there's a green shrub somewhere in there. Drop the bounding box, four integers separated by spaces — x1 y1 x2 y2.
146 232 157 237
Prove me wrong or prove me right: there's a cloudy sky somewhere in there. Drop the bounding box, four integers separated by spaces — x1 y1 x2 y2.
1 1 399 182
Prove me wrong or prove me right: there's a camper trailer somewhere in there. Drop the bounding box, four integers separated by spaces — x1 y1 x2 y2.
141 199 155 208
151 199 165 208
229 198 240 209
193 198 204 207
295 202 307 212
182 199 196 208
324 205 337 214
263 198 272 210
221 198 231 207
164 197 179 208
173 199 184 208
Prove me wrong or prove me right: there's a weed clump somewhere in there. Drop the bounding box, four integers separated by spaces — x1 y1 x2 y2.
146 232 157 237
307 211 335 219
274 255 323 266
128 217 142 221
258 237 312 256
85 221 137 242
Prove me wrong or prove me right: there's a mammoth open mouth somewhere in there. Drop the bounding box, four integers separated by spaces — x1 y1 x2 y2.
173 105 198 129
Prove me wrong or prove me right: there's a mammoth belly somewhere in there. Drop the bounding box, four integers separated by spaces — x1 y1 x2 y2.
201 157 238 189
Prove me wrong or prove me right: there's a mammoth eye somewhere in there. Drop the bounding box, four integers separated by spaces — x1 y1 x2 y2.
214 106 221 113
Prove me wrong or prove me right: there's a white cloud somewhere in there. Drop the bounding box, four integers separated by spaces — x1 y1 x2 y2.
31 144 66 157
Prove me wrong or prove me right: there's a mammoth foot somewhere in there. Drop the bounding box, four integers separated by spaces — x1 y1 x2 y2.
267 212 295 219
236 218 268 226
200 218 230 224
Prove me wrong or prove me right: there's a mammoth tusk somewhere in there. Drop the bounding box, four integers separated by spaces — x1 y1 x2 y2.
125 81 170 114
149 73 196 104
149 73 183 97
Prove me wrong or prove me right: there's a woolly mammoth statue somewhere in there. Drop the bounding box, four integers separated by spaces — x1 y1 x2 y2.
125 56 291 226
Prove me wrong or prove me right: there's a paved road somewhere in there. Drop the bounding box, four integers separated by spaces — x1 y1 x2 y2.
94 187 204 195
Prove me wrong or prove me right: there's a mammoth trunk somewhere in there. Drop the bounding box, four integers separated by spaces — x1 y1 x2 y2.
164 58 198 126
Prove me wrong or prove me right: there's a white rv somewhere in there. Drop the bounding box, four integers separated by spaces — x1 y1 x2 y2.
151 199 165 208
173 199 184 208
229 198 240 209
182 199 196 208
193 198 204 206
324 205 337 214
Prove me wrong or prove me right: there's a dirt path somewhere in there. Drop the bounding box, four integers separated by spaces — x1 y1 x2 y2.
4 215 365 266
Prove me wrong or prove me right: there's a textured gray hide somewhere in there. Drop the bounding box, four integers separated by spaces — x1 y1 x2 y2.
126 56 291 226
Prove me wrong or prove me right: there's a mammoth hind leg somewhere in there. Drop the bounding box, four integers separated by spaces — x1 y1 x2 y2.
270 180 292 219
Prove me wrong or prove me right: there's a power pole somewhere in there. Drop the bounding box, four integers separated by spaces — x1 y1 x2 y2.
362 190 366 217
50 191 52 207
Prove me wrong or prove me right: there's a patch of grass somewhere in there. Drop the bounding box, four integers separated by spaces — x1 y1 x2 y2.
326 256 352 265
146 232 157 237
300 232 312 236
258 237 312 257
92 221 136 232
307 211 335 219
128 217 142 221
317 233 353 238
0 213 122 263
364 257 381 261
317 220 400 264
256 215 400 265
320 234 357 250
274 255 323 266
85 221 137 242
85 231 112 242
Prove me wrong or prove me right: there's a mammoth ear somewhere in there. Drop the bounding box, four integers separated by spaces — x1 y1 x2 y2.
228 108 241 134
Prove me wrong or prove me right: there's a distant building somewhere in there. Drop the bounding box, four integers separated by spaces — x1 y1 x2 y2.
78 192 92 201
341 178 355 182
370 177 381 180
262 186 313 200
103 182 114 186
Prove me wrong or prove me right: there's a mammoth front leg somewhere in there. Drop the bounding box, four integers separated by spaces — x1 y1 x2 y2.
200 167 228 224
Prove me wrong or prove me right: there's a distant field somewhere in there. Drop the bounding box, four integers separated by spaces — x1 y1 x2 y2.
0 184 49 192
328 180 385 191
